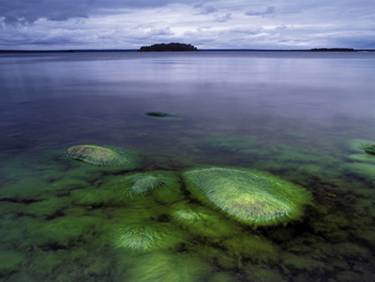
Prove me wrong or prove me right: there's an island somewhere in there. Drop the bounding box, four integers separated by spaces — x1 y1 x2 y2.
310 48 355 52
139 43 198 52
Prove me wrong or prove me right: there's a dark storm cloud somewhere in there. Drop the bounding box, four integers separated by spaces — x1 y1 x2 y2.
0 0 197 22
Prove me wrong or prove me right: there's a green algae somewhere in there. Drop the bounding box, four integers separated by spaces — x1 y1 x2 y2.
203 135 258 154
223 234 278 263
126 175 163 197
171 202 238 239
281 253 325 272
348 153 375 164
244 265 286 282
124 252 210 282
0 250 25 276
345 162 375 181
66 144 140 168
349 139 375 165
350 139 375 154
27 216 100 248
115 223 183 252
24 197 71 218
183 167 311 227
71 171 183 207
1 138 374 281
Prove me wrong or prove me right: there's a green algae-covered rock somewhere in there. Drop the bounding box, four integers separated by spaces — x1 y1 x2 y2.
115 223 183 252
183 167 311 227
66 145 140 168
125 252 210 282
0 250 25 276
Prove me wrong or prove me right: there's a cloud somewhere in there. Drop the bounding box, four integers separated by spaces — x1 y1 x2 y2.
215 13 232 23
194 4 217 15
0 0 374 49
0 0 197 23
245 6 275 17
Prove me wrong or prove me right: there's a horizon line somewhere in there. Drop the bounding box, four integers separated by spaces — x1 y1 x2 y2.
1 48 375 53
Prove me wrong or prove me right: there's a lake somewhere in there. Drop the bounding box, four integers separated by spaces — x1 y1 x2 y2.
0 51 374 281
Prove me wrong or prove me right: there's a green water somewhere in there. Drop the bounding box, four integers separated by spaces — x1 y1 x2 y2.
0 51 374 281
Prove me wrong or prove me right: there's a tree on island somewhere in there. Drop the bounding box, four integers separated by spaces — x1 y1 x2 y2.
139 43 198 52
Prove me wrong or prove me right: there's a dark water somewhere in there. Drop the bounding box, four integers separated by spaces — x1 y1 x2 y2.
0 51 375 281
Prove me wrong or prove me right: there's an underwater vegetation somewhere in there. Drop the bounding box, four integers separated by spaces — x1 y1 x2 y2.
66 145 140 168
171 202 238 239
183 167 311 227
345 139 375 181
126 174 164 198
350 139 375 156
348 139 375 163
123 252 210 282
115 223 183 252
1 139 375 282
0 251 25 276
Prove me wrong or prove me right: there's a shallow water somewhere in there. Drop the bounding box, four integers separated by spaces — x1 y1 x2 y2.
0 51 375 281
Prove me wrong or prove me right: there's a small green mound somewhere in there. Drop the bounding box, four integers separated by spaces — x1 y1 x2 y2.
363 144 375 155
115 223 183 252
125 252 210 282
126 175 164 198
347 140 375 176
171 203 237 239
0 250 25 276
183 167 311 227
350 139 375 155
66 145 140 168
101 171 184 204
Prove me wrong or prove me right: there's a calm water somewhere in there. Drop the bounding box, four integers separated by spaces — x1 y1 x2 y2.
0 51 374 281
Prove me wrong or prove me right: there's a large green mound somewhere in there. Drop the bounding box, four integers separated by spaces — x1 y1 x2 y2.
183 167 311 227
66 145 140 168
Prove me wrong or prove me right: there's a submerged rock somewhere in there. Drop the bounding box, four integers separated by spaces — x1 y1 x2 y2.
146 112 173 118
183 167 311 227
66 145 140 168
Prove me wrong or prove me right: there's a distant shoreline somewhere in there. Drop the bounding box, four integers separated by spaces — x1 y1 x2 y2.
0 49 374 53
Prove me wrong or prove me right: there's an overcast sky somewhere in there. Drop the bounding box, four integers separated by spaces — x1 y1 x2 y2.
1 0 374 50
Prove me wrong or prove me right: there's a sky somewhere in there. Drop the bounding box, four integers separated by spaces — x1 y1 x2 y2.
0 0 375 50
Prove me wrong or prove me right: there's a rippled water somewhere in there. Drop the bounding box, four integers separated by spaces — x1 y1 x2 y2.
0 51 375 281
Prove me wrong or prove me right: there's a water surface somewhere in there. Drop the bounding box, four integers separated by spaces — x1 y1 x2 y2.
0 51 375 281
